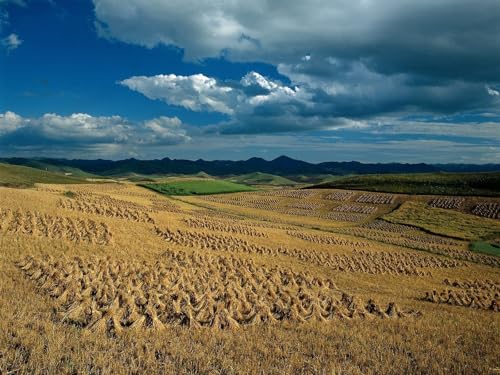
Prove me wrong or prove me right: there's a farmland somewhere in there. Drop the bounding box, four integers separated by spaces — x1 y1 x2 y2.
384 201 500 241
0 179 499 374
142 179 256 195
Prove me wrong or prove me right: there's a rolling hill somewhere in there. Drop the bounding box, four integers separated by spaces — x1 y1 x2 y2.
308 172 500 196
0 163 87 188
226 172 297 186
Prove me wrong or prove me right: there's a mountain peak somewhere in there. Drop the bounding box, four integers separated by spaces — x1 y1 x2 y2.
272 155 296 162
246 157 266 162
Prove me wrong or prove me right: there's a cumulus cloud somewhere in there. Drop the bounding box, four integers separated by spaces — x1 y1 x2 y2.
121 70 500 135
0 111 190 156
34 113 130 143
121 71 324 133
142 116 191 145
2 32 21 51
0 111 24 134
121 71 308 116
121 74 236 115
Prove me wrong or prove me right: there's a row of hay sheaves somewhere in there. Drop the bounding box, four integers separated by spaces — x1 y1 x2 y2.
17 251 420 335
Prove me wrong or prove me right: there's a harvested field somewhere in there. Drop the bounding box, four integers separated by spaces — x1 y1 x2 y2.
0 208 112 245
335 226 500 267
423 279 499 311
428 197 465 209
322 211 368 222
286 201 323 210
201 194 281 210
71 183 128 194
182 217 268 237
324 190 356 201
1 182 500 374
150 198 182 213
258 189 318 198
360 219 416 233
333 204 377 214
326 250 463 276
16 252 418 335
278 208 319 217
154 226 462 275
58 196 155 223
286 230 369 248
356 193 395 205
471 203 500 219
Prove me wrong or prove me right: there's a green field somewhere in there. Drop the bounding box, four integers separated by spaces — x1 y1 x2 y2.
384 201 500 241
142 179 256 196
227 172 297 186
0 163 87 188
309 172 500 196
470 241 500 257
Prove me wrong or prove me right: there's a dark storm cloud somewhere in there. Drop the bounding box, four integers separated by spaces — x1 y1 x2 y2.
93 0 500 82
104 0 500 135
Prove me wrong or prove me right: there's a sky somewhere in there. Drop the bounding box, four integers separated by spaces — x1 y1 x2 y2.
0 0 499 163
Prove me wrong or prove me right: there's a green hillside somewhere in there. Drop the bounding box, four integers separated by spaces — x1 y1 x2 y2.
227 172 297 186
0 163 87 188
384 201 500 241
0 159 96 178
142 179 256 196
309 172 500 196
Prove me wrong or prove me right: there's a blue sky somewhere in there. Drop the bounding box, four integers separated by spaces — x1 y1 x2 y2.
0 0 499 163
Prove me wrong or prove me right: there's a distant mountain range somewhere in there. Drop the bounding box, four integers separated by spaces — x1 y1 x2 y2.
1 156 499 177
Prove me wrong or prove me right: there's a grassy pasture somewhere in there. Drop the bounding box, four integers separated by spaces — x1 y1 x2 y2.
470 241 500 257
0 163 87 188
384 201 500 242
142 179 256 195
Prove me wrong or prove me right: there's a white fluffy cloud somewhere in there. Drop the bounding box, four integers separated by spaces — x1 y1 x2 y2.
122 71 308 113
0 111 24 134
121 74 236 115
120 70 500 135
36 113 130 143
0 111 190 151
2 32 21 51
121 71 325 133
142 116 190 145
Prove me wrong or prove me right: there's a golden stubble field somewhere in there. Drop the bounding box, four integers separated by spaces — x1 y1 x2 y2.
0 183 499 374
